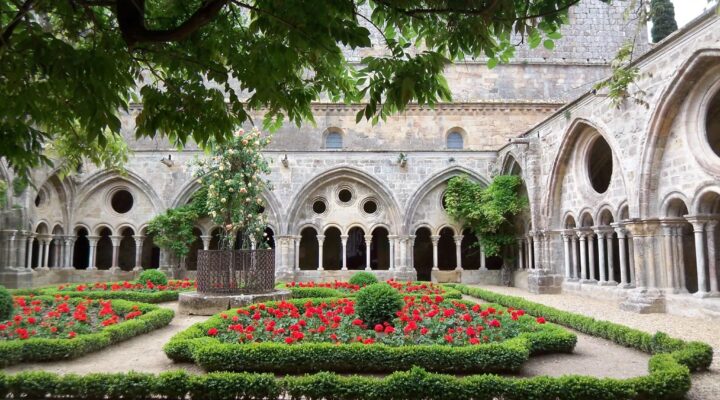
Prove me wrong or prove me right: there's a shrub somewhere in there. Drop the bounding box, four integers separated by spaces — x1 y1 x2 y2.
355 283 403 327
348 271 378 286
0 285 12 320
137 270 168 286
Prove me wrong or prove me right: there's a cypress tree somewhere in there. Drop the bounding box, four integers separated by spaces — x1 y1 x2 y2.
650 0 679 43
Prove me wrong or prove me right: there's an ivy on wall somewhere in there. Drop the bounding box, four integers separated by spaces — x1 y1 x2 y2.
444 175 528 257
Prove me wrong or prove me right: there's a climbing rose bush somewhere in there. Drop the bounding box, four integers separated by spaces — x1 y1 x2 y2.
193 127 272 250
56 279 195 293
0 296 146 340
205 296 547 346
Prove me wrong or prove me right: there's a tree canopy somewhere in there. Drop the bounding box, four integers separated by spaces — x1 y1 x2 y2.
1 0 588 180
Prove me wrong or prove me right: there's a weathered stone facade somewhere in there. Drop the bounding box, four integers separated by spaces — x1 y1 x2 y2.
2 5 719 318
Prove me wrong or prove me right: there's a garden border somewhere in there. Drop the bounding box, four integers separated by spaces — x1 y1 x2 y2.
0 296 174 367
12 280 196 303
164 297 576 374
278 282 463 300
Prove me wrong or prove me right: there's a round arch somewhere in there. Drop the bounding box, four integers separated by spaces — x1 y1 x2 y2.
78 169 164 213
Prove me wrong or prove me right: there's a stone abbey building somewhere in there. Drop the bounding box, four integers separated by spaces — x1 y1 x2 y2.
1 3 719 318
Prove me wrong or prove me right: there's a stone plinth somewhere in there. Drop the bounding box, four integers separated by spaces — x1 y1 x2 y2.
460 269 502 285
178 290 291 316
527 269 562 294
619 288 666 314
277 269 417 283
0 270 33 288
431 270 460 283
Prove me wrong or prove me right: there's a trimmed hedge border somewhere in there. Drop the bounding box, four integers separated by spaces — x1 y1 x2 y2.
11 281 195 303
164 297 576 374
279 283 463 300
0 297 174 367
0 287 710 399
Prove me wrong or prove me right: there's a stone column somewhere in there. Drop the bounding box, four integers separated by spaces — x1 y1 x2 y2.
517 238 525 270
133 235 145 271
3 231 17 270
409 235 416 270
532 231 542 270
52 236 62 268
687 217 709 296
606 231 616 284
587 232 597 282
316 234 325 271
673 226 687 293
570 232 579 280
706 220 719 295
388 235 397 271
63 236 75 268
87 235 100 270
398 236 408 271
614 225 631 288
562 231 573 279
340 234 349 271
14 231 28 271
660 221 677 291
41 236 51 270
200 235 211 251
25 234 35 270
577 231 588 282
526 234 534 269
294 235 301 271
364 234 373 271
431 235 440 271
627 233 637 286
594 228 607 283
480 242 487 270
453 235 463 270
110 235 122 271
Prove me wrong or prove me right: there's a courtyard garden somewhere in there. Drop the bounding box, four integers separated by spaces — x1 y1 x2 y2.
0 268 715 399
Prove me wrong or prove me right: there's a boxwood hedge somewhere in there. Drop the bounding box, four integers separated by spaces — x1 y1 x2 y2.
20 281 195 303
279 282 463 300
164 297 576 374
0 297 174 367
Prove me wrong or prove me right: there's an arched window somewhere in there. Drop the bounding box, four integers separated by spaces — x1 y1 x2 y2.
325 131 343 149
447 131 463 149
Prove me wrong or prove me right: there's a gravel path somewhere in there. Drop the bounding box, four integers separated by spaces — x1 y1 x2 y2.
466 285 720 399
3 302 205 375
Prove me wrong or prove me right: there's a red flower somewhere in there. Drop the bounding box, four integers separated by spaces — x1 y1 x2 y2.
461 313 472 322
352 319 363 326
374 324 384 332
384 326 395 334
285 337 294 344
443 309 455 318
68 331 76 339
291 331 304 340
207 328 219 336
469 337 480 345
435 295 444 303
536 317 546 324
488 319 501 328
420 327 428 335
444 334 453 343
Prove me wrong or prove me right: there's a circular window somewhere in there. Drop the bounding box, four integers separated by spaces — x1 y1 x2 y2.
586 136 613 194
312 200 327 214
338 189 352 203
34 190 45 208
110 189 134 214
441 191 449 210
706 90 720 157
362 200 378 214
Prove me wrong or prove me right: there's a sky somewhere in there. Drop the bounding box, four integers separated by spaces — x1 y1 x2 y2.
671 0 716 27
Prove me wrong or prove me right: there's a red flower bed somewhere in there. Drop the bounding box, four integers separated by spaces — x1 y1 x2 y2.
0 296 146 340
56 279 196 293
206 295 546 347
283 279 447 296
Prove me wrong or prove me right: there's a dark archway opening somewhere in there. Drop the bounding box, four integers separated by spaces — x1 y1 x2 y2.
413 227 433 281
323 227 342 270
73 228 89 269
437 227 456 270
141 232 161 269
96 227 113 269
461 229 480 270
371 227 390 270
587 136 613 194
118 227 135 271
299 227 319 270
186 228 203 271
346 227 367 270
